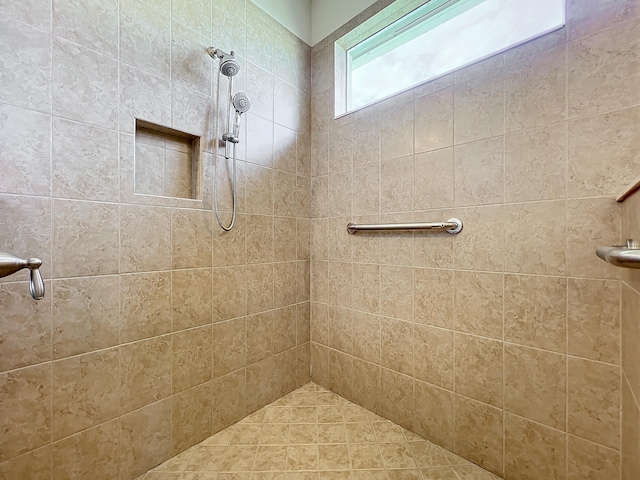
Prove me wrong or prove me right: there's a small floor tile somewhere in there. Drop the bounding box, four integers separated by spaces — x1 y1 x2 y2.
139 383 502 480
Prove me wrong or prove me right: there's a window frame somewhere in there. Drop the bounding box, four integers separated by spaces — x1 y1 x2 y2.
335 0 566 117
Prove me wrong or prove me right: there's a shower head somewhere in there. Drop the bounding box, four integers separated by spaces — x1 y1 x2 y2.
223 92 251 145
220 58 240 77
206 46 241 77
232 92 250 114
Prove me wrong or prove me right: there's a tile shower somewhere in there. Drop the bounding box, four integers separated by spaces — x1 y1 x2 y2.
310 0 638 478
0 0 311 477
0 1 638 480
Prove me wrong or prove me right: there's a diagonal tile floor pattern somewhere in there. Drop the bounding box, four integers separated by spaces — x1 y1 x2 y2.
138 383 503 480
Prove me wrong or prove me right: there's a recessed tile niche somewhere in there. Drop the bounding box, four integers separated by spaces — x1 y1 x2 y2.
134 119 201 200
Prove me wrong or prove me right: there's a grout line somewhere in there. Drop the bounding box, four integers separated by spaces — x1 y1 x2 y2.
0 310 311 378
501 254 506 478
168 0 175 444
564 40 571 477
618 267 624 463
313 339 622 450
309 298 622 366
116 0 123 474
451 77 459 460
48 5 54 477
623 370 640 412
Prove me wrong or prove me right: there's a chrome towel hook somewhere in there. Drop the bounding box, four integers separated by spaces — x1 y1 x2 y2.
0 252 45 300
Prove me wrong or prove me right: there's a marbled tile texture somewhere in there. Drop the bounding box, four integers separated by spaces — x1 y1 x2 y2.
0 0 311 478
1 0 638 479
308 1 636 479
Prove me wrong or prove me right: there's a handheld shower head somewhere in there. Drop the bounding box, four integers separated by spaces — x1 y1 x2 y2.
223 92 251 146
232 92 250 114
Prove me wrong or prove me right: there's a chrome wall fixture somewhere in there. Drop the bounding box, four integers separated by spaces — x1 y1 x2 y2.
0 251 45 300
207 46 251 232
347 218 463 235
596 239 640 269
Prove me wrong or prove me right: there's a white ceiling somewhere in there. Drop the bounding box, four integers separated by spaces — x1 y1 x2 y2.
251 0 378 46
310 0 378 45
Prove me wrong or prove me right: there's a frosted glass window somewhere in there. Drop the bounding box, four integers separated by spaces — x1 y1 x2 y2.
343 0 565 113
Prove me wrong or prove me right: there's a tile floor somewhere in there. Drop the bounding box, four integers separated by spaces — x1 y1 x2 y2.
138 383 503 480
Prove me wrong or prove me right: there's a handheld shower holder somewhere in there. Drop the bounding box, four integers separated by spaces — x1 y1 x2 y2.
0 251 45 300
222 132 240 144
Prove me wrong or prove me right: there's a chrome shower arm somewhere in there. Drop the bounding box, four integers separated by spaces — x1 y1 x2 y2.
0 251 45 300
207 47 233 62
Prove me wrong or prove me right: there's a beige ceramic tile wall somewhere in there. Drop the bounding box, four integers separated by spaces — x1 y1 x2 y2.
310 1 640 479
0 0 311 478
621 191 640 480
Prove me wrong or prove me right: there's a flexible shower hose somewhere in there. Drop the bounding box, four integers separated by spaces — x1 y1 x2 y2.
213 143 237 231
213 67 237 231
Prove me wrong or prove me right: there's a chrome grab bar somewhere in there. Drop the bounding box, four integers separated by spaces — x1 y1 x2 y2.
596 239 640 269
347 218 463 235
0 252 45 300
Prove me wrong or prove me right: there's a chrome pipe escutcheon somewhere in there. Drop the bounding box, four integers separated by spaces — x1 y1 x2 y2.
0 252 45 300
